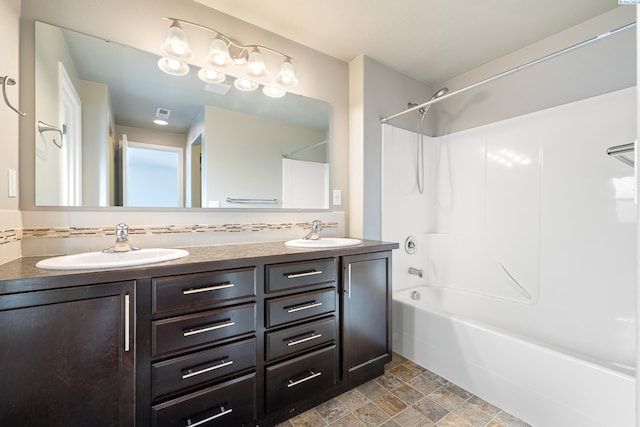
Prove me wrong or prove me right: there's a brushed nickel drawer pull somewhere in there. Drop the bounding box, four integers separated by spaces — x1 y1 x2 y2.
183 283 235 295
286 301 322 313
182 359 234 379
287 370 322 388
183 320 235 337
287 333 322 347
286 270 323 279
186 407 233 427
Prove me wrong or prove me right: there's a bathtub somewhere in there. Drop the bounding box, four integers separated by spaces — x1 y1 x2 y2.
392 286 635 427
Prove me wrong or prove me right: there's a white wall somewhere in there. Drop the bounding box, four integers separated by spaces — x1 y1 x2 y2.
383 87 637 370
0 0 22 264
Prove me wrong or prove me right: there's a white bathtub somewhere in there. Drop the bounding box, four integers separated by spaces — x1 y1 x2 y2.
392 286 636 427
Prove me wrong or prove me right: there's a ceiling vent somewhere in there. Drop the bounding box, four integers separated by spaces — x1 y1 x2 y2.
204 82 232 95
155 107 171 120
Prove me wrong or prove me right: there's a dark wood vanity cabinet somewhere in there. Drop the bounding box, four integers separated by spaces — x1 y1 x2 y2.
0 280 135 427
341 252 393 378
0 241 396 427
148 267 258 427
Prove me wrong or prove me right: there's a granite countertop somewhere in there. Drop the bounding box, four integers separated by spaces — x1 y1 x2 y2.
0 240 399 293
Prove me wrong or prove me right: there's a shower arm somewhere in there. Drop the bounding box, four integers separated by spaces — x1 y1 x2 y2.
380 21 636 123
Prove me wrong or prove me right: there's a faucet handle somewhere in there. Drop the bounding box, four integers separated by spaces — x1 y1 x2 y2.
116 223 129 241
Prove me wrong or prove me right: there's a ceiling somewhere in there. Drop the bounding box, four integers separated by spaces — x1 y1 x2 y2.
193 0 622 86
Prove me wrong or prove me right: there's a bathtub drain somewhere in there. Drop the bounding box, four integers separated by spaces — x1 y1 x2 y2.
411 290 421 301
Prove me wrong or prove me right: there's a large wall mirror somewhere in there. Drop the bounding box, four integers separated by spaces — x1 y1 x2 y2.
34 21 331 209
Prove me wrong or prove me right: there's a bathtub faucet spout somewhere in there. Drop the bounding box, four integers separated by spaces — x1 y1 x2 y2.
408 267 423 278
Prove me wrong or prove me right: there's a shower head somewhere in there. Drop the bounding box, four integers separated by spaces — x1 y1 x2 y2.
430 87 449 100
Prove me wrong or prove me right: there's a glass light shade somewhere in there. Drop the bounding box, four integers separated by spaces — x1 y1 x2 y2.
262 86 286 98
153 119 169 126
160 21 193 60
276 59 298 87
206 38 232 67
246 48 267 77
157 57 189 76
234 78 259 91
198 68 226 84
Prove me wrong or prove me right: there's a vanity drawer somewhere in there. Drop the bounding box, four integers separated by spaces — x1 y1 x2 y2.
265 345 336 412
266 316 336 362
266 287 335 328
266 258 336 292
152 372 256 427
152 267 256 314
152 338 256 399
153 303 256 356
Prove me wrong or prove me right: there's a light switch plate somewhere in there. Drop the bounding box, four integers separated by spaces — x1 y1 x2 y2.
332 189 341 206
7 169 16 198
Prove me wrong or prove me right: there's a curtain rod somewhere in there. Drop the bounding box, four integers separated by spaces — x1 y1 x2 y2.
380 21 636 123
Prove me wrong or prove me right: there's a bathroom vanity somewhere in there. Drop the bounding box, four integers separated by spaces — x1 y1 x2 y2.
0 240 397 426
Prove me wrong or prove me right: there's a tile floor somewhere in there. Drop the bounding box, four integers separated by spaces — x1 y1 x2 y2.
277 353 531 427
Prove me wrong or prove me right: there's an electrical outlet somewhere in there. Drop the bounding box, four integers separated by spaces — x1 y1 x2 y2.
332 189 341 206
7 169 16 198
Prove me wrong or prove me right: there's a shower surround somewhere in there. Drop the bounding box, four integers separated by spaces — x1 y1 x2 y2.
382 86 636 426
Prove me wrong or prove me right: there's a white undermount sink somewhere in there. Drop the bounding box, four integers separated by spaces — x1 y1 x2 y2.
285 238 362 248
36 248 190 270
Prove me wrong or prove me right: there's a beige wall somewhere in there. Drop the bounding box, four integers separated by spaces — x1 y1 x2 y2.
19 0 350 225
0 0 22 264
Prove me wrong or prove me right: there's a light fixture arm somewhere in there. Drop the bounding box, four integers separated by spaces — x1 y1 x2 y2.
163 17 294 62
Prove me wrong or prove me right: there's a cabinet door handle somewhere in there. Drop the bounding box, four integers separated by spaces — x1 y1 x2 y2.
287 370 322 388
124 293 130 352
286 270 323 279
182 359 234 379
286 301 322 313
287 332 322 347
185 407 233 427
347 264 352 300
183 320 235 337
182 283 234 295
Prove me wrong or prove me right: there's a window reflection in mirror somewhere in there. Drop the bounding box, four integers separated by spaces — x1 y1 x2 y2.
34 21 331 209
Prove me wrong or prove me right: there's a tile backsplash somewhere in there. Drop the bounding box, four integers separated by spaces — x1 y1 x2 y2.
18 210 346 257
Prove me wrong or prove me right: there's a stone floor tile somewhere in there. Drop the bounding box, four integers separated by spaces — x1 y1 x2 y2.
358 379 389 400
337 388 370 412
330 413 366 427
315 398 352 423
452 401 493 426
353 402 391 427
289 408 328 427
486 411 531 427
412 397 449 424
392 406 435 427
379 418 402 427
374 392 408 417
427 383 471 411
277 420 295 427
391 383 424 406
435 413 472 426
406 374 443 396
377 371 405 391
402 360 427 375
389 364 421 382
465 396 500 417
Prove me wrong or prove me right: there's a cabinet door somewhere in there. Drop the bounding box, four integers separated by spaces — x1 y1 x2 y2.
0 281 135 427
342 252 392 377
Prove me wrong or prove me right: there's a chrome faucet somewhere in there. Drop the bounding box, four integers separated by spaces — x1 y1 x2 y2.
408 267 423 278
303 220 323 240
103 223 140 253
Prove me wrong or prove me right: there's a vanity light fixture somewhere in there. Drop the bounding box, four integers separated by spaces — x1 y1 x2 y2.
158 17 298 98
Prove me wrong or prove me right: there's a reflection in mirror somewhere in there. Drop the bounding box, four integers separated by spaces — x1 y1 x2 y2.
34 21 331 209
